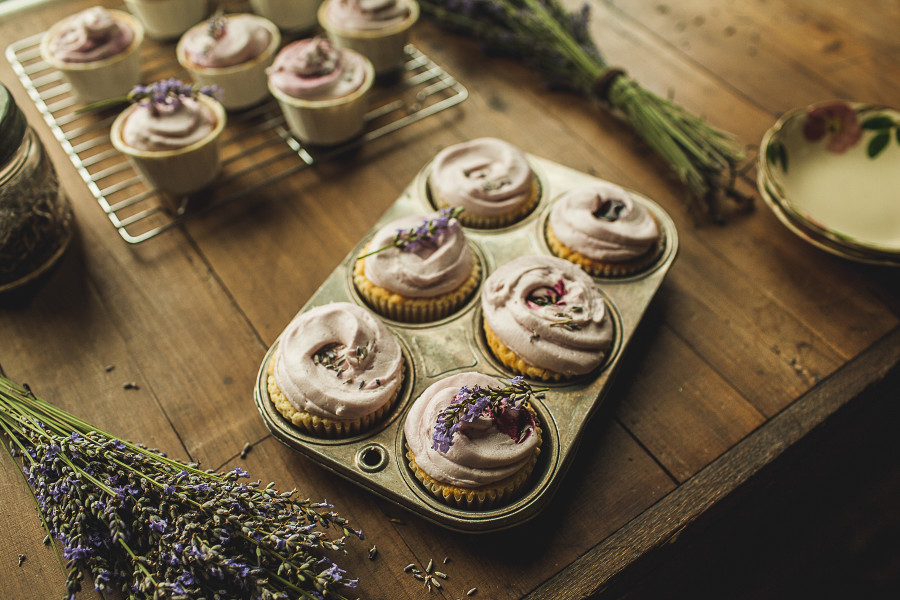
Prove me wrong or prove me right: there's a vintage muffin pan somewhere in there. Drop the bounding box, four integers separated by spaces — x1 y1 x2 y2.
253 152 678 532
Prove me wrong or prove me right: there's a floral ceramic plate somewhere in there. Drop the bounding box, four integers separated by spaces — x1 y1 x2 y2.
758 101 900 266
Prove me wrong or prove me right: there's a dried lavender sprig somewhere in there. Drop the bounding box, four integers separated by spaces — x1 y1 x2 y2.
76 79 221 114
356 207 464 260
419 0 752 222
431 376 546 453
0 375 363 600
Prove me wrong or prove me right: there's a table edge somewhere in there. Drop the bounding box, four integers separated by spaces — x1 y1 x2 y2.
526 325 900 600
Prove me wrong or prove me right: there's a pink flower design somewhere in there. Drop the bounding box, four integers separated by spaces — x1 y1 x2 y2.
802 102 863 153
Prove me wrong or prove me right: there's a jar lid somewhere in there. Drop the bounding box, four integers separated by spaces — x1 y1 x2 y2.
0 83 27 166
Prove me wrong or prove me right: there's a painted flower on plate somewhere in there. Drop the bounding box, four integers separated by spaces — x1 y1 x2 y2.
802 102 863 153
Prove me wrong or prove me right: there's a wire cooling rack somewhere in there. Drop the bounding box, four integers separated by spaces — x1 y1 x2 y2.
6 34 467 244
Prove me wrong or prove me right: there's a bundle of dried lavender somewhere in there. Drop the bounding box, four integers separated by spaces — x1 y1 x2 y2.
0 375 362 600
420 0 753 222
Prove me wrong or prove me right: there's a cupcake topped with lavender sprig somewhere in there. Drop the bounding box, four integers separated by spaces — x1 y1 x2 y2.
110 79 226 205
353 207 481 323
403 372 544 509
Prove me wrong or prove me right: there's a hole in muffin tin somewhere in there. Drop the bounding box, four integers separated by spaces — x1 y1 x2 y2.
357 444 389 473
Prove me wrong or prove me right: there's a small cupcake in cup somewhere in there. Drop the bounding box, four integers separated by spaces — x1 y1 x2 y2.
110 79 226 211
123 0 208 40
40 6 144 104
267 37 374 146
318 0 419 76
177 12 281 110
250 0 323 33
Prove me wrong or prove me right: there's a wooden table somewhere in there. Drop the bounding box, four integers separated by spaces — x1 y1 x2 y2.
2 1 898 598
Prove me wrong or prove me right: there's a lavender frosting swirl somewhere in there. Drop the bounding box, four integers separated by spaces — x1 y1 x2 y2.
181 14 272 68
403 373 540 488
482 255 614 376
48 7 135 63
363 212 474 298
273 303 403 420
267 38 368 100
119 98 217 151
430 138 535 217
549 182 660 262
325 0 413 31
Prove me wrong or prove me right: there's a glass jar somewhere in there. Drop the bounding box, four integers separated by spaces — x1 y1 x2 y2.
0 82 73 293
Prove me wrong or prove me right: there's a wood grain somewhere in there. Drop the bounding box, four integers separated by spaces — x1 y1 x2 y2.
1 1 898 599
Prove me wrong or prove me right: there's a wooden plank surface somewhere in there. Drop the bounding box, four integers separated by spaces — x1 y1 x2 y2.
1 1 898 599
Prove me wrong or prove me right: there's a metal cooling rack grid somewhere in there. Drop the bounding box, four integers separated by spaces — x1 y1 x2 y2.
6 34 467 244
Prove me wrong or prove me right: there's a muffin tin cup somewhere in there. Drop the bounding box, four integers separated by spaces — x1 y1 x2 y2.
254 154 678 532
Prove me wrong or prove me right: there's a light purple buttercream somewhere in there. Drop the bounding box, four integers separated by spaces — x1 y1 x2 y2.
482 255 614 376
273 302 403 419
429 138 535 217
267 38 368 100
120 98 217 151
182 14 272 68
325 0 412 31
48 7 135 63
549 182 659 262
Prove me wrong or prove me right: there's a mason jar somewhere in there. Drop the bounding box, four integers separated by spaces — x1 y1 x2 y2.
0 82 73 293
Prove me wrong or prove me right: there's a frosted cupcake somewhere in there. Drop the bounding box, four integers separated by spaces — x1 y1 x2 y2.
547 181 663 277
123 0 207 40
251 0 323 32
318 0 419 75
404 372 543 509
110 80 226 207
353 208 481 323
268 37 374 146
267 302 405 437
429 138 541 228
177 13 281 110
481 255 615 381
40 7 144 104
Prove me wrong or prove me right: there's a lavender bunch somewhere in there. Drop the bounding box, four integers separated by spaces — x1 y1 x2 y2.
420 0 753 222
431 376 546 453
0 375 363 600
356 207 464 259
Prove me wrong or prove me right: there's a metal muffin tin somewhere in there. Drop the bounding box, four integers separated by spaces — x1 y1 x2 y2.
253 153 678 532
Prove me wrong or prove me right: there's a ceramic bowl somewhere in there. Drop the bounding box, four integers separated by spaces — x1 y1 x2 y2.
758 100 900 266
